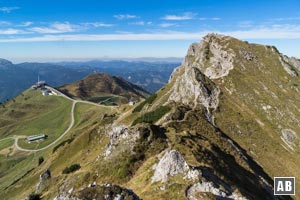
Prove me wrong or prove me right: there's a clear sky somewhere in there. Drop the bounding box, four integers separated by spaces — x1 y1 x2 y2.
0 0 299 62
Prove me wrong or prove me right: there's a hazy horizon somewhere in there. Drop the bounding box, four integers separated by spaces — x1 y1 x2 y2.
0 0 299 61
2 56 183 64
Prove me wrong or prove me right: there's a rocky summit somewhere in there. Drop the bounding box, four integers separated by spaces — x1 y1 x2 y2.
1 33 300 200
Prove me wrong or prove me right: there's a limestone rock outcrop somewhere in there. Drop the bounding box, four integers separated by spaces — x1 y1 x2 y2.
104 124 139 157
187 181 247 200
36 169 51 193
168 34 236 112
151 150 200 183
54 183 140 200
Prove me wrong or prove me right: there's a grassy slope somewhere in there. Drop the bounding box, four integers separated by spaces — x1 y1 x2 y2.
0 138 14 151
0 89 72 150
116 68 179 126
213 38 300 180
0 89 74 193
0 92 116 199
87 94 125 106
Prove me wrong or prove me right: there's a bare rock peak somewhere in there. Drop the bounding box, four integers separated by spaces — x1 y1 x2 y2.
151 150 200 183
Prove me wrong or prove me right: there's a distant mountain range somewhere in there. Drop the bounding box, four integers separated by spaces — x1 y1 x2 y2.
54 57 183 63
0 59 179 102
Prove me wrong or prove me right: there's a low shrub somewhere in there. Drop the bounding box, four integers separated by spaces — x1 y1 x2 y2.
62 163 81 174
28 193 41 200
52 138 74 153
38 157 44 166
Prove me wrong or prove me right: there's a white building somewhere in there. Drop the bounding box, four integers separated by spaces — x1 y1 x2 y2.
129 101 138 106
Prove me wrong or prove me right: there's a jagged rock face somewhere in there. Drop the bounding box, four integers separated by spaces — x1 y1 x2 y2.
288 57 300 71
54 184 141 200
78 183 141 200
36 169 51 193
104 124 139 157
187 181 247 200
184 34 235 79
168 66 220 110
151 150 200 183
168 34 235 109
54 193 79 200
279 55 298 77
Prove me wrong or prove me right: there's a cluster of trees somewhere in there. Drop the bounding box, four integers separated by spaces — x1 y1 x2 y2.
132 93 157 113
132 106 171 126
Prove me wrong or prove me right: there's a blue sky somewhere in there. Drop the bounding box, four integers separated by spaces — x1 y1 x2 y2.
0 0 299 62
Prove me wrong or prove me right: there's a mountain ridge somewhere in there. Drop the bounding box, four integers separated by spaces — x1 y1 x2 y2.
116 33 300 199
0 33 299 199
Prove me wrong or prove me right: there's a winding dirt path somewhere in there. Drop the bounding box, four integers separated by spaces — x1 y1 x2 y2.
14 101 76 152
9 86 117 152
